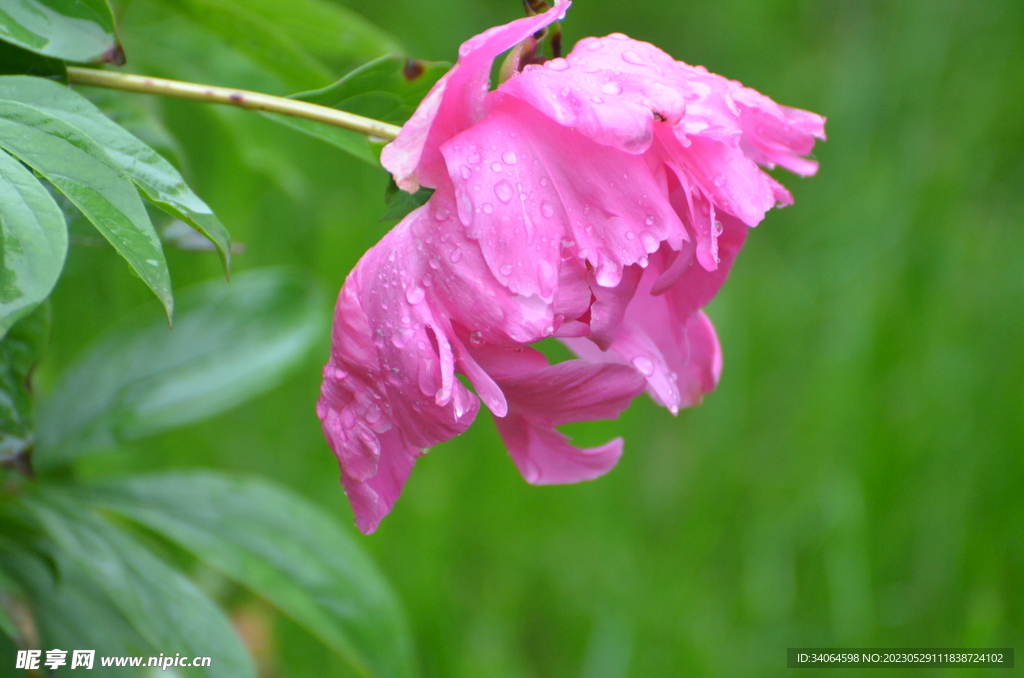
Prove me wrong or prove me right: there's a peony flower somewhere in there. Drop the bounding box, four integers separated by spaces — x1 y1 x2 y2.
318 0 825 534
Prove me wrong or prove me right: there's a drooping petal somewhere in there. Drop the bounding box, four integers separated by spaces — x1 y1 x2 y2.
732 85 826 176
562 244 725 414
380 0 571 192
442 96 687 295
319 207 484 533
470 344 647 484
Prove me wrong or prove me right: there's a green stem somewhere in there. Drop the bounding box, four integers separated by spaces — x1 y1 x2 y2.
66 67 402 141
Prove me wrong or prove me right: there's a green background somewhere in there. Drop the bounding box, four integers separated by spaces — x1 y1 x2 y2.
36 0 1024 676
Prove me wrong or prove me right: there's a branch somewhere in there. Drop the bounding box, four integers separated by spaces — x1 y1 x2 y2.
66 67 402 141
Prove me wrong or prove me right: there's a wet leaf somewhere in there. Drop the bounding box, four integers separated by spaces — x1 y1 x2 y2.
0 76 231 273
0 0 121 63
0 100 172 319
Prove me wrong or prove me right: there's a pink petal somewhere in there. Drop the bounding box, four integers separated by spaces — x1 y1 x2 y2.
562 246 725 414
380 0 570 192
441 95 687 295
500 34 688 153
471 344 647 484
732 85 826 176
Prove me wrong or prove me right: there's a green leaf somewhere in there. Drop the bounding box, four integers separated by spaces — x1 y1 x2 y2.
22 491 255 678
80 86 185 171
261 113 378 165
0 545 154 677
293 55 449 126
200 0 402 71
264 56 447 165
0 40 66 81
0 305 49 467
0 76 231 273
0 148 66 338
381 179 433 222
34 268 326 467
0 0 122 64
162 0 334 92
91 471 417 678
0 99 172 319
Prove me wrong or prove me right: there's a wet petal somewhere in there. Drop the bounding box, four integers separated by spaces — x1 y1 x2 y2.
501 35 688 153
442 96 687 294
381 0 571 192
472 344 647 484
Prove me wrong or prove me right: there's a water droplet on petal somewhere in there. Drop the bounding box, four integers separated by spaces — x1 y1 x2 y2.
713 220 723 236
587 39 603 50
539 177 549 186
547 58 569 70
591 95 604 104
713 173 726 187
645 215 656 226
640 231 660 253
449 249 463 263
482 203 493 214
602 81 622 95
491 162 503 172
461 165 472 179
540 201 555 218
495 180 513 203
404 285 425 305
621 50 646 66
632 355 656 376
434 207 450 222
469 331 484 346
502 151 518 165
499 263 514 276
626 231 636 240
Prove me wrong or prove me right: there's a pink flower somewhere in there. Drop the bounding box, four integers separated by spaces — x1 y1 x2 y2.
319 0 825 533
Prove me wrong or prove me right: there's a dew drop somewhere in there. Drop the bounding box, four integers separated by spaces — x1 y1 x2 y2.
621 50 646 66
495 180 513 203
449 249 463 263
405 285 425 305
590 95 604 104
713 173 726 187
640 231 660 253
626 231 636 240
587 39 603 50
502 151 518 165
461 165 472 179
491 162 503 172
540 201 555 218
645 215 656 226
499 263 514 276
547 58 569 70
469 331 484 346
482 203 494 214
602 81 622 95
632 355 656 376
712 220 723 236
539 177 549 186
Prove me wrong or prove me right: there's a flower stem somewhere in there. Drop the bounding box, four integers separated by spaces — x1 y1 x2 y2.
66 67 402 141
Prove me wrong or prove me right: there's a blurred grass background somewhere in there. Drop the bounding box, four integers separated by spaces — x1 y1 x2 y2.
34 0 1023 676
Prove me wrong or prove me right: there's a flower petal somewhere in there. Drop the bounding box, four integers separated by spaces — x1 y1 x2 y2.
442 96 687 295
380 0 571 192
471 344 647 484
562 246 724 413
501 34 688 153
